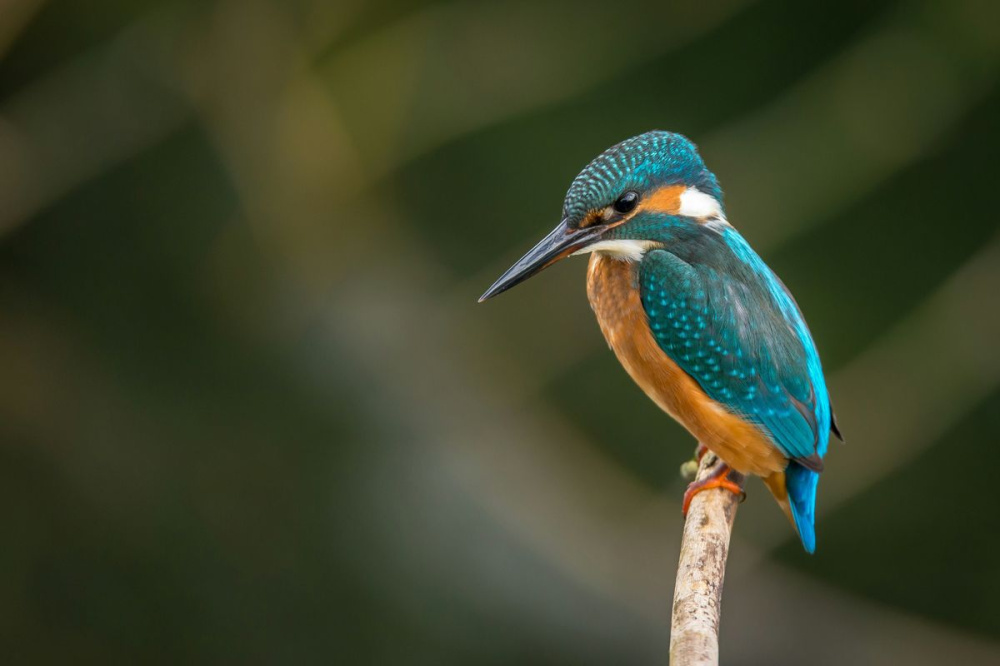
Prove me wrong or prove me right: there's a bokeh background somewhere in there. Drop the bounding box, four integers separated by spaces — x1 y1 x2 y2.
1 0 999 663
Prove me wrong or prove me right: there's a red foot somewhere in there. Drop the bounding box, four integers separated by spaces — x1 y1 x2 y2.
682 464 744 515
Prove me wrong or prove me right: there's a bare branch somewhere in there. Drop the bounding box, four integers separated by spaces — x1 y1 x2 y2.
670 453 743 665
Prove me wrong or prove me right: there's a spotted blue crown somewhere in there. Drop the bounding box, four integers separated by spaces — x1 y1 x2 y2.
562 131 723 224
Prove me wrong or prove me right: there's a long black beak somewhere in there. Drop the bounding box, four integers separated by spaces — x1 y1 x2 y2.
479 218 601 302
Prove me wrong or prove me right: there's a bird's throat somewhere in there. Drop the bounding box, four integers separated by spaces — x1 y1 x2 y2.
574 239 657 262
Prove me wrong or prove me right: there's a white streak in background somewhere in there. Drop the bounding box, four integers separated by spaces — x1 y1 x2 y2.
572 239 657 261
678 187 726 222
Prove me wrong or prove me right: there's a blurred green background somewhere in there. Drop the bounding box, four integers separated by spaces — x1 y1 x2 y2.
1 0 999 663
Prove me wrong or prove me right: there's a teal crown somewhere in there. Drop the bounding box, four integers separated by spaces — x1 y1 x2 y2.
562 131 723 224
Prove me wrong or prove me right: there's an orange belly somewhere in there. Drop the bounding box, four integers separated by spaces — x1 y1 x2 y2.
586 253 786 478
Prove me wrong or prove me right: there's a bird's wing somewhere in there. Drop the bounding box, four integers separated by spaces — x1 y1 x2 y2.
638 248 827 467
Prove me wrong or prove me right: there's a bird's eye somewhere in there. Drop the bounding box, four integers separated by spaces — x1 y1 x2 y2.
613 191 639 214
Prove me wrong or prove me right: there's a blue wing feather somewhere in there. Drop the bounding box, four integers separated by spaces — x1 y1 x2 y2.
639 231 833 552
638 232 831 466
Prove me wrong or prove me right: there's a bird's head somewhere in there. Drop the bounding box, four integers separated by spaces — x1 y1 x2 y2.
479 131 724 302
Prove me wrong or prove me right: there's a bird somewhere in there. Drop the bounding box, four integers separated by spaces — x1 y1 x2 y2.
479 131 841 553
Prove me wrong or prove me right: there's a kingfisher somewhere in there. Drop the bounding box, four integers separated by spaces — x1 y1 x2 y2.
479 131 841 552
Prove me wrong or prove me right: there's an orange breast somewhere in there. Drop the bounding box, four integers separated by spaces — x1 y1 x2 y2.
585 253 786 477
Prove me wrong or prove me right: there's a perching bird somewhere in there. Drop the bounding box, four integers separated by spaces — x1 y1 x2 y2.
479 131 841 552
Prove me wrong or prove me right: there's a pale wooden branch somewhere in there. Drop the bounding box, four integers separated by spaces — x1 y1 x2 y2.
670 452 744 666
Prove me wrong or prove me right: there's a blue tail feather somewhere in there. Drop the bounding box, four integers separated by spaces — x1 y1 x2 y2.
785 463 819 553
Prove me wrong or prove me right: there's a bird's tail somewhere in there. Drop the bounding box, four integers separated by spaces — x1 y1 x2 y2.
763 463 819 554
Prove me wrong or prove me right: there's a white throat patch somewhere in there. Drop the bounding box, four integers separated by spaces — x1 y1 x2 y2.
572 239 657 262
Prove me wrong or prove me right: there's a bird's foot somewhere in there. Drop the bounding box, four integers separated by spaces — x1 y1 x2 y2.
682 463 746 515
679 444 711 481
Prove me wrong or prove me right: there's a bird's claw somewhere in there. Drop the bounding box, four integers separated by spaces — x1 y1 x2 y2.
682 463 745 514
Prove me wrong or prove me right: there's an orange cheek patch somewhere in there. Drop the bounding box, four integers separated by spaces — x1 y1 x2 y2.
638 184 686 216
